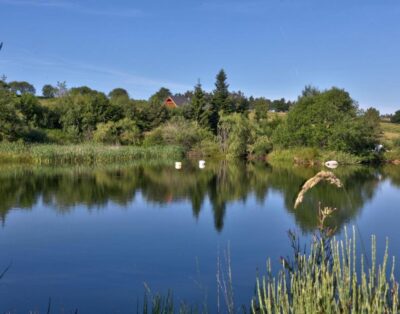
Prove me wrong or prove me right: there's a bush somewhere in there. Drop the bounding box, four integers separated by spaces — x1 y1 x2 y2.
390 110 400 123
248 135 273 158
143 118 215 152
218 113 252 158
93 119 141 145
273 87 380 154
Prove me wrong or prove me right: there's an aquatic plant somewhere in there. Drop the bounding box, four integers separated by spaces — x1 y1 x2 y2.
252 227 399 313
0 143 183 164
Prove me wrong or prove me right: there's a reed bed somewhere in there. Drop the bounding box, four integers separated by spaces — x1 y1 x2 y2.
0 143 183 164
252 227 399 313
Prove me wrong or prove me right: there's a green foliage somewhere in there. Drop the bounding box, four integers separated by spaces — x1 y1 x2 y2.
8 81 36 95
190 82 207 126
253 228 399 313
390 110 400 123
93 118 141 145
42 84 57 98
212 69 233 114
0 90 25 141
144 117 215 152
248 136 273 158
253 98 269 122
17 94 45 127
149 87 171 104
218 113 252 158
230 91 249 114
108 88 129 99
59 89 122 138
0 143 183 164
273 87 379 154
267 148 363 165
270 98 292 112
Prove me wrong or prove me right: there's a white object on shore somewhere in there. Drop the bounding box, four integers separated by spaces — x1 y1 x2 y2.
175 161 182 170
199 160 206 169
324 160 338 169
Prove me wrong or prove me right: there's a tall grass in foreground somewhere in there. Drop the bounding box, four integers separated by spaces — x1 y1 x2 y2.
252 227 398 313
0 143 184 164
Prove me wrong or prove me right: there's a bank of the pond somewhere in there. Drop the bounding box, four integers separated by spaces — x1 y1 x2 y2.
266 147 382 165
1 143 399 166
0 143 184 164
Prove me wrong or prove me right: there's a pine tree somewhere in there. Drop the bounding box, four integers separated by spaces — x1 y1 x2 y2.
191 82 206 123
212 69 233 114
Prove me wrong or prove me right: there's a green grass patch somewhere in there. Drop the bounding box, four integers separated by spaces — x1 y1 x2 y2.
267 148 363 165
0 143 184 165
380 121 400 148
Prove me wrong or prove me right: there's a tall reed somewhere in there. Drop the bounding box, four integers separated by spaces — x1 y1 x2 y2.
0 143 183 164
252 227 399 313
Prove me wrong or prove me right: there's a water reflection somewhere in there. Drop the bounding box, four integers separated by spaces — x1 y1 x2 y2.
0 162 396 232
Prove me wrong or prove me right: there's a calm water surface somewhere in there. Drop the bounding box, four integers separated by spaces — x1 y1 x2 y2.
1 161 400 312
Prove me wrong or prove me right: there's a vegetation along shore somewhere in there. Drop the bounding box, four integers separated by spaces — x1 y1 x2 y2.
1 71 400 164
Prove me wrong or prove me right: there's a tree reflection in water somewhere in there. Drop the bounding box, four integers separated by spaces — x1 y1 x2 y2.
0 161 394 233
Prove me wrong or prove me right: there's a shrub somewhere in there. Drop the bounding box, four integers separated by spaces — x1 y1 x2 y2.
248 136 273 158
93 119 141 145
143 118 215 152
273 87 380 154
218 113 252 158
253 228 399 313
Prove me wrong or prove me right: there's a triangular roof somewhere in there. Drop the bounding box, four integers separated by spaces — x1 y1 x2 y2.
167 95 190 107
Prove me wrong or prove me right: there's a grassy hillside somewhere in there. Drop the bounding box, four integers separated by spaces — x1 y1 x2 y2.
380 121 400 147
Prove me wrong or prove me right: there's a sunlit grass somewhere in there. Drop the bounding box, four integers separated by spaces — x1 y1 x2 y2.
0 143 183 164
252 228 398 313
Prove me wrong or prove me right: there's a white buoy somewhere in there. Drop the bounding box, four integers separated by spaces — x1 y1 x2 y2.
325 160 338 169
175 161 182 170
199 160 206 169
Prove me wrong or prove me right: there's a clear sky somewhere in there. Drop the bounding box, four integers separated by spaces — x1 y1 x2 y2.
0 0 399 113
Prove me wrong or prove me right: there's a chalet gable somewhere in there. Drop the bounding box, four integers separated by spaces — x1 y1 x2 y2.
164 95 190 108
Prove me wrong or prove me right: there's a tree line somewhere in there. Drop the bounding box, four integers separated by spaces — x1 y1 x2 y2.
0 70 386 158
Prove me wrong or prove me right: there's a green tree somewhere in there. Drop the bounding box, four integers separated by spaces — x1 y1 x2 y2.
149 87 171 104
190 82 207 125
0 90 24 141
42 84 57 98
218 113 251 158
273 86 378 154
230 91 249 114
59 90 121 138
390 110 400 123
212 69 233 114
17 94 44 127
253 97 270 122
8 81 36 95
93 118 141 145
109 88 129 100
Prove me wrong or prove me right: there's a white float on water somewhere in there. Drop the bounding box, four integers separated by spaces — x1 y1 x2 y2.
325 160 338 169
175 162 182 170
199 160 206 169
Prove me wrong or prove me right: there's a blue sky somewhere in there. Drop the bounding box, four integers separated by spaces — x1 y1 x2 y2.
0 0 399 113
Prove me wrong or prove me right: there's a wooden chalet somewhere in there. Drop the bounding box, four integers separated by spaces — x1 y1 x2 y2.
164 95 190 109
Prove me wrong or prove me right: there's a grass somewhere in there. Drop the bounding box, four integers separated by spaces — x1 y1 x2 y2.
379 121 400 162
252 228 398 313
380 121 400 146
137 227 399 313
0 143 184 164
267 148 363 165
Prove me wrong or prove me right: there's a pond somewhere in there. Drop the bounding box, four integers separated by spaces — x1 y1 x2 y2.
0 161 400 313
